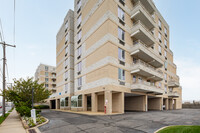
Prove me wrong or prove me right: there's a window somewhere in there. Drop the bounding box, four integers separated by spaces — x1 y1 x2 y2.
118 48 125 61
164 61 168 70
65 33 69 42
118 68 125 81
138 77 142 83
164 39 167 47
133 76 136 83
45 84 49 88
158 19 162 28
45 66 48 71
65 46 68 55
158 32 162 41
78 77 82 87
71 95 82 108
77 14 82 26
77 61 82 72
164 27 167 36
65 71 68 79
65 97 69 107
164 85 167 93
77 0 82 11
45 78 49 82
65 58 68 67
164 50 167 57
159 45 162 54
65 83 68 93
118 27 125 41
45 72 49 77
60 98 65 107
164 73 167 80
118 6 125 21
158 82 162 88
77 46 82 57
77 30 82 42
65 21 68 29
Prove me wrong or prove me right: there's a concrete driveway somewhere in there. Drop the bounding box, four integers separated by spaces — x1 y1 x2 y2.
39 109 200 133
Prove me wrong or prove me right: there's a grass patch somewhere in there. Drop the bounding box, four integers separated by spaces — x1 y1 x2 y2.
0 113 10 125
158 126 200 133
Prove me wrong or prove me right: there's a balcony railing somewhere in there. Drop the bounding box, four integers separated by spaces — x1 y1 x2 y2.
131 1 155 23
132 59 163 75
131 81 163 94
168 79 180 88
168 91 179 98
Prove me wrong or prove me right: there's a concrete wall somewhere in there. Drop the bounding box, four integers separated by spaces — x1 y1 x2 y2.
148 97 162 111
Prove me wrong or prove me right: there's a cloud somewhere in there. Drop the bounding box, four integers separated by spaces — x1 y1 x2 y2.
175 58 200 101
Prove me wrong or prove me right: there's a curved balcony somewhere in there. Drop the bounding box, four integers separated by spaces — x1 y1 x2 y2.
131 1 155 30
131 81 163 95
131 21 155 46
131 40 163 68
132 0 155 14
131 59 163 81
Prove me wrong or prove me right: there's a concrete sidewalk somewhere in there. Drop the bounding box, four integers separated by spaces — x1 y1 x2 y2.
0 109 26 133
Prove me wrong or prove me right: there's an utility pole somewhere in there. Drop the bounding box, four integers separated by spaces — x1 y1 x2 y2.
0 41 16 117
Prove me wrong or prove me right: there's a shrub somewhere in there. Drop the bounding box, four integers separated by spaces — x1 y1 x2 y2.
16 106 31 117
34 105 49 109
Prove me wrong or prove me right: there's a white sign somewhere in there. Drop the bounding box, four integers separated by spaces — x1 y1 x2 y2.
31 109 36 124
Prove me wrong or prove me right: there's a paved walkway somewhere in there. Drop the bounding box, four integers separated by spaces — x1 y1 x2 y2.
0 109 26 133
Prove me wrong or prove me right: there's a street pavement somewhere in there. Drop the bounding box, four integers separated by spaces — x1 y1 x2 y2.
0 107 12 116
39 109 200 133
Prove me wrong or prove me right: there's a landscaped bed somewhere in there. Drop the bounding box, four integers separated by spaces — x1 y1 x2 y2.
22 114 47 128
0 113 10 125
157 126 200 133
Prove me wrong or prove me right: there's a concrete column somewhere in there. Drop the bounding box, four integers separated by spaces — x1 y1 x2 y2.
105 91 112 114
68 97 71 110
165 99 169 110
56 99 60 109
49 100 52 109
160 97 163 111
144 95 148 112
120 92 124 114
92 93 97 112
168 99 173 110
82 94 87 111
173 99 177 110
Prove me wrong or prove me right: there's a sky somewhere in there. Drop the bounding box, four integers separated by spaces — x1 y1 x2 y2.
0 0 200 102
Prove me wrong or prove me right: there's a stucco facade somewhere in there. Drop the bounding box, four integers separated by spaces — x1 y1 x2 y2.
49 0 182 114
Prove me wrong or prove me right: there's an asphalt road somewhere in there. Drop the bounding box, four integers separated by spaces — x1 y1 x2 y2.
39 109 200 133
0 107 12 116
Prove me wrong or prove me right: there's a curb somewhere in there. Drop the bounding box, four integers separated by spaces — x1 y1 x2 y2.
154 125 173 133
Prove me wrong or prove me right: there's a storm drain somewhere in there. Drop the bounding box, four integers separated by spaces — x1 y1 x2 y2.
28 129 36 133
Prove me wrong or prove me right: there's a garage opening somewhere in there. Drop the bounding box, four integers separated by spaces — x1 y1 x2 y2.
124 93 147 112
51 100 56 109
148 97 162 111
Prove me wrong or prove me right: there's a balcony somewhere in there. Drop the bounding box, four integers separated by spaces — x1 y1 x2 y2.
131 81 163 95
131 21 155 46
51 75 56 80
131 40 163 68
131 1 155 30
132 0 155 14
168 80 180 88
131 59 163 81
168 91 179 98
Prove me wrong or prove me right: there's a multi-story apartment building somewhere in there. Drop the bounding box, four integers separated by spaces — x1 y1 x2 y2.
35 64 57 94
49 0 182 114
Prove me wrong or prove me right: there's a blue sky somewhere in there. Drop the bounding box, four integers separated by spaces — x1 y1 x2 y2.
0 0 200 101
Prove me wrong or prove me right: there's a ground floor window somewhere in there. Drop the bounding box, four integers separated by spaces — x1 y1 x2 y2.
71 95 82 108
60 98 65 107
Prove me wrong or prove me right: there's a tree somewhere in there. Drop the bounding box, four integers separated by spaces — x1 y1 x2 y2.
3 77 52 108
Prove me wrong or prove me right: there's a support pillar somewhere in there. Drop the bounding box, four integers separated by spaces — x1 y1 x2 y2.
92 93 97 112
173 99 177 110
82 94 87 111
105 91 112 114
165 99 169 110
168 99 173 110
144 95 148 112
56 99 60 109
